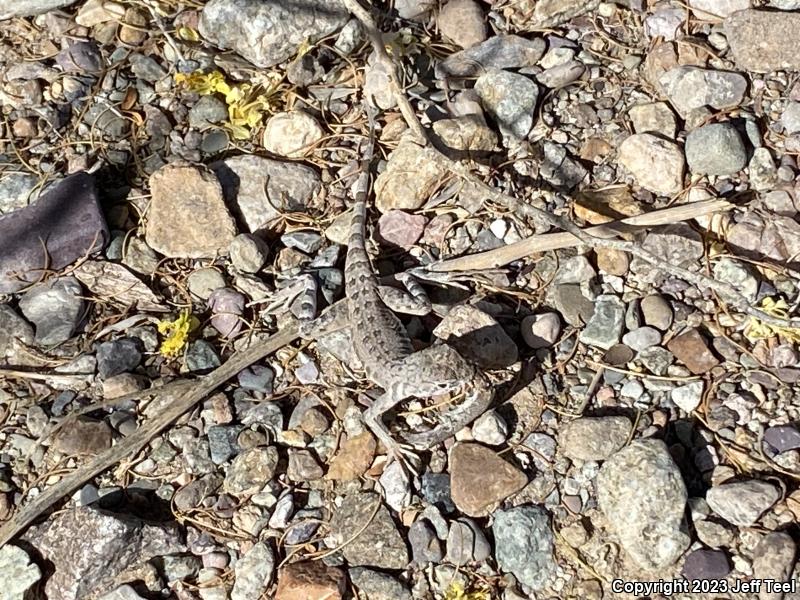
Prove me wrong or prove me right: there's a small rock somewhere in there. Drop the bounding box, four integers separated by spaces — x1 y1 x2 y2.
349 568 412 600
229 233 269 273
659 67 747 116
0 545 41 600
56 41 103 73
231 542 275 600
437 35 546 78
685 123 747 176
596 247 630 276
559 416 631 461
474 69 539 141
667 328 720 375
446 518 491 565
551 284 595 326
782 102 800 135
433 304 518 368
540 141 588 190
724 9 800 72
640 294 673 331
727 212 800 262
326 432 376 481
621 326 662 352
681 548 731 580
409 519 444 564
0 304 34 361
208 288 246 338
379 461 412 512
449 442 527 517
188 268 226 300
713 257 758 301
287 450 324 481
275 561 345 600
282 231 322 254
752 532 796 600
437 0 486 49
128 54 165 82
330 491 409 569
119 7 148 45
671 381 704 412
432 116 498 152
706 479 780 526
146 163 237 258
493 505 556 591
642 223 704 267
374 140 448 212
688 0 750 18
749 147 778 191
188 95 229 129
222 446 279 496
521 312 561 349
376 210 428 249
764 425 800 454
617 133 684 196
579 294 625 350
199 0 348 68
645 6 684 40
537 61 585 89
96 338 142 379
471 410 508 446
1 0 79 18
97 585 148 600
18 277 84 346
262 111 324 158
596 439 690 569
629 102 677 138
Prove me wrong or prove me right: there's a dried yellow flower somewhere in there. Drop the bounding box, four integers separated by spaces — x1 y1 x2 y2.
157 311 200 357
744 297 800 343
443 582 492 600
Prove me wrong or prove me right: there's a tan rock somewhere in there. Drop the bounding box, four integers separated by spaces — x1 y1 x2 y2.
432 116 498 152
53 417 113 455
667 328 720 375
438 0 487 49
449 443 527 516
262 111 324 158
146 163 237 258
119 7 148 45
596 247 629 276
276 561 346 600
617 133 684 196
75 0 125 26
725 9 800 73
374 140 447 212
326 432 376 481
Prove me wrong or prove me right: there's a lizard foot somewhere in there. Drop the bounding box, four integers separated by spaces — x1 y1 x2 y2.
384 440 421 477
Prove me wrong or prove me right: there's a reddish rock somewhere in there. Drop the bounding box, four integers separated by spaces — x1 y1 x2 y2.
449 443 527 517
667 328 720 374
275 561 345 600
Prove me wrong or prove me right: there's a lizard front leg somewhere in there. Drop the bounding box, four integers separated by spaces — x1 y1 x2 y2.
377 272 431 316
363 386 420 473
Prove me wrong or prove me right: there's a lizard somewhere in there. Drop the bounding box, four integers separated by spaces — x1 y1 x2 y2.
326 106 494 466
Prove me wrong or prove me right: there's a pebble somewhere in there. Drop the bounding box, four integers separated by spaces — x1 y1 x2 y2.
681 548 731 581
379 461 412 512
642 223 704 267
437 34 545 78
579 294 625 350
97 585 148 600
726 212 800 262
211 155 321 231
764 425 800 454
558 416 631 461
432 116 498 152
437 0 486 49
554 255 596 284
540 141 588 190
671 381 704 412
275 561 345 600
128 53 166 82
433 305 518 368
685 123 747 176
374 140 447 212
0 304 34 361
688 0 750 18
409 519 444 564
18 277 84 346
659 67 747 116
231 542 274 600
449 442 527 516
188 268 226 300
0 545 41 599
666 328 720 375
621 326 662 352
521 312 561 349
208 288 246 338
752 532 797 600
222 446 278 496
326 431 376 481
262 111 324 158
706 479 780 526
1 0 79 18
713 257 759 301
749 147 778 191
471 410 509 445
146 163 236 258
725 9 800 72
537 61 585 89
640 294 673 331
492 505 556 591
446 518 491 565
376 210 428 249
596 439 690 569
229 233 269 273
782 102 800 135
420 472 455 513
349 568 411 600
620 379 644 400
96 338 142 379
617 133 684 196
628 102 677 138
188 95 228 129
199 0 348 68
474 69 539 141
56 41 103 73
330 491 409 569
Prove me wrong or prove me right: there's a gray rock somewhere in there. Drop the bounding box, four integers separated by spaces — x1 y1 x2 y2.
349 568 412 600
185 340 221 372
0 545 41 600
446 518 491 565
620 379 644 400
640 294 673 331
748 147 778 191
433 304 518 369
207 425 241 464
724 9 800 72
1 0 78 18
688 0 750 18
659 67 747 116
237 365 274 394
0 173 108 294
558 416 631 461
128 53 166 82
437 0 486 49
281 231 322 254
408 518 444 564
521 312 561 349
0 304 34 361
685 123 747 176
199 0 349 68
493 505 555 591
56 41 103 73
96 338 142 379
222 447 278 496
628 102 677 138
231 542 275 600
596 439 690 569
540 142 588 190
18 277 84 346
713 257 758 302
783 102 800 135
97 585 148 600
474 69 539 141
671 381 704 412
706 479 780 526
211 155 321 233
617 133 685 196
622 326 662 352
0 172 40 214
764 425 800 454
189 95 229 129
83 103 130 140
579 294 625 350
21 506 184 600
642 223 704 267
229 233 269 273
537 60 585 88
752 532 796 600
551 284 595 326
420 472 455 513
645 6 684 40
681 548 731 580
436 35 546 78
330 492 409 569
471 410 508 446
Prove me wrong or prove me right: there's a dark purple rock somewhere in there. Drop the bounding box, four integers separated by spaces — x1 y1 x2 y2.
0 172 108 293
681 548 731 581
764 425 800 454
55 41 103 73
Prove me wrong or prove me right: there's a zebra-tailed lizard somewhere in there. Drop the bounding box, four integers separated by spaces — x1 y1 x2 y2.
302 108 494 467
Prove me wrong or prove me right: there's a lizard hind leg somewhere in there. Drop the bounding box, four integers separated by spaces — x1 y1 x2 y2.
363 387 421 475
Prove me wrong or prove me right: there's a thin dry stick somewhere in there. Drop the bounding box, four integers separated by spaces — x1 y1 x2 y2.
340 0 800 331
0 325 300 546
